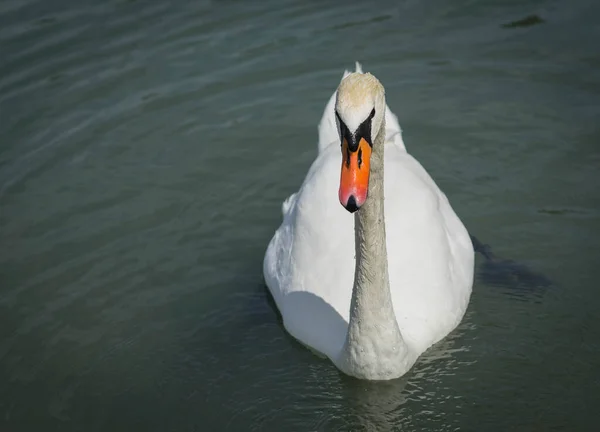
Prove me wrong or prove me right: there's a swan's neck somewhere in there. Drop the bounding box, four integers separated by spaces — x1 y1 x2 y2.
337 118 412 380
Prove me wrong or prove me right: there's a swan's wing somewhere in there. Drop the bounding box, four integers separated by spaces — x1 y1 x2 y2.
281 192 297 217
383 145 474 351
384 102 406 150
263 145 355 359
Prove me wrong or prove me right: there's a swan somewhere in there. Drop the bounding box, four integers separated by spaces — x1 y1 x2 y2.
263 63 474 380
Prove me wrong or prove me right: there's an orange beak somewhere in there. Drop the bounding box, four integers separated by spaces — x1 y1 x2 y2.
339 137 372 213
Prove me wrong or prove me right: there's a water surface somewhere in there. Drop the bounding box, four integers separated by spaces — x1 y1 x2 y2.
1 0 600 430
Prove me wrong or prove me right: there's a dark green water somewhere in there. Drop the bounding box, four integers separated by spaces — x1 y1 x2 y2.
1 0 599 430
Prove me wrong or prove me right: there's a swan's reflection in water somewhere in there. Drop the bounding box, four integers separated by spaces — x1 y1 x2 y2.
256 284 477 431
300 314 477 431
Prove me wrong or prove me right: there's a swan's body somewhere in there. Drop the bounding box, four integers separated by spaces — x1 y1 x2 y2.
263 63 474 380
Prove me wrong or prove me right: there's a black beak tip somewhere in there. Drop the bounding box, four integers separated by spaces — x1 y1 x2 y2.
344 195 360 213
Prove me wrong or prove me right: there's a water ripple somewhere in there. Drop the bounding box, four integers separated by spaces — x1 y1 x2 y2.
1 0 599 430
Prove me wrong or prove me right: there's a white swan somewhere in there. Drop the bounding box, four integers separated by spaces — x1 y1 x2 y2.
263 63 474 380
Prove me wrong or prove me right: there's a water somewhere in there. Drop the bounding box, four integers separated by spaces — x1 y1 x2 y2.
1 0 599 430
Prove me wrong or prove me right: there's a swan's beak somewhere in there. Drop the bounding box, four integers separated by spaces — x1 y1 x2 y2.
339 137 371 213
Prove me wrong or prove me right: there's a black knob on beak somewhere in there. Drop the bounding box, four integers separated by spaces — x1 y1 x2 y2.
344 195 360 213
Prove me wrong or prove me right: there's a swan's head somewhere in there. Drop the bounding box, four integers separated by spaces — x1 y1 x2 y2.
335 72 385 213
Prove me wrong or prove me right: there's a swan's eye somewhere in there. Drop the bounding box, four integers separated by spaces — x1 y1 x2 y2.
336 111 354 149
356 110 374 148
357 147 363 169
335 111 343 144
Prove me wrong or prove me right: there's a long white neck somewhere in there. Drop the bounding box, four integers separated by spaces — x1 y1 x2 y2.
336 116 413 380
